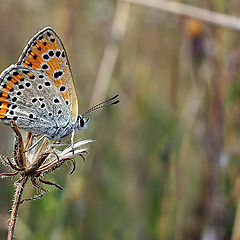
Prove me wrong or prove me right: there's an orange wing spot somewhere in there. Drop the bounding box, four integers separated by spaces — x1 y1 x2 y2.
35 58 44 66
24 60 33 67
50 57 59 66
31 46 45 62
1 85 12 92
61 91 69 100
54 79 62 88
45 69 53 77
46 62 56 73
0 102 10 109
15 74 24 79
1 92 9 98
45 57 60 73
34 44 43 53
23 60 39 69
39 41 51 52
30 53 43 65
0 102 9 115
50 41 59 50
0 97 8 101
14 74 25 82
0 114 7 118
9 80 17 85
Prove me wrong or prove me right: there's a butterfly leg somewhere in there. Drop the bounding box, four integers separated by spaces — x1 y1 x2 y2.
24 135 47 152
71 130 75 154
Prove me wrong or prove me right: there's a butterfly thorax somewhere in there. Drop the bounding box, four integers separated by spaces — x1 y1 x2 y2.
46 121 73 140
46 115 88 140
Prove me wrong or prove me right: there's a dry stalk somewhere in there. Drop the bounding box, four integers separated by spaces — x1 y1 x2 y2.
124 0 240 31
90 0 130 105
7 175 28 240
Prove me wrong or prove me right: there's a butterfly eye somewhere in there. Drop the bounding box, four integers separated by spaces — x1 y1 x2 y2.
80 118 85 128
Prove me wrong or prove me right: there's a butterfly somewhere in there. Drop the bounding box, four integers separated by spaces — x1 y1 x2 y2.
0 27 119 149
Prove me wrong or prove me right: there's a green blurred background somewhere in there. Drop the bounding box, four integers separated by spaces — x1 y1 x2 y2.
1 0 240 239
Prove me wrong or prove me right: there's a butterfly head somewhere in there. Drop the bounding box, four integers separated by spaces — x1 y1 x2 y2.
75 115 89 131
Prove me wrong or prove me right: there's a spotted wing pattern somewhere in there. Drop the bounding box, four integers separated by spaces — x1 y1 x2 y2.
17 27 78 122
0 65 69 137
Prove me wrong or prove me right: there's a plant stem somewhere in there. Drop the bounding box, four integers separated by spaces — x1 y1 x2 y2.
124 0 240 31
7 175 28 240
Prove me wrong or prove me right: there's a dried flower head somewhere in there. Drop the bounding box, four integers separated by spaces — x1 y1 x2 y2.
0 120 93 202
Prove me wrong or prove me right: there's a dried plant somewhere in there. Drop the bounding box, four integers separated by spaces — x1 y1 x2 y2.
0 121 92 240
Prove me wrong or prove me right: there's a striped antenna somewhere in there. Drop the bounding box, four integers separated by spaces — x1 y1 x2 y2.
82 94 120 117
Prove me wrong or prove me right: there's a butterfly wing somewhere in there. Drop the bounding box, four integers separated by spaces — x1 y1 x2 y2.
0 65 71 138
17 27 78 122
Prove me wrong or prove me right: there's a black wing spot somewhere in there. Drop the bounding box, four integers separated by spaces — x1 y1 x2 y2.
38 85 43 90
56 50 61 57
22 70 30 74
53 71 63 79
13 71 19 76
25 82 31 87
42 54 49 60
45 82 51 87
40 103 45 109
12 97 17 102
59 85 66 92
53 98 60 104
48 50 54 57
41 63 49 70
29 113 34 119
28 62 33 67
33 54 38 60
32 98 37 103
